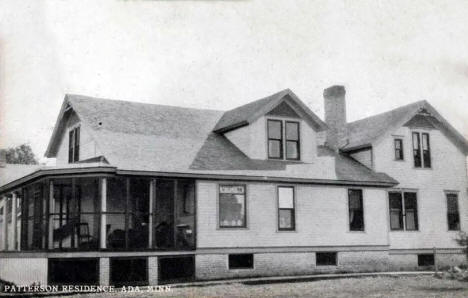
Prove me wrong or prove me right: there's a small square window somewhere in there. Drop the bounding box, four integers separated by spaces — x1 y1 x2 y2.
316 252 337 266
229 254 254 269
418 254 434 266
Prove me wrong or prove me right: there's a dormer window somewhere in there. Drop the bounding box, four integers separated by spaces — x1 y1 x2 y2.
267 120 283 159
267 119 300 161
68 126 80 163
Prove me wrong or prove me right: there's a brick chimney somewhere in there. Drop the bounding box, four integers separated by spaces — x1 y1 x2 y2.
0 149 6 168
324 85 347 150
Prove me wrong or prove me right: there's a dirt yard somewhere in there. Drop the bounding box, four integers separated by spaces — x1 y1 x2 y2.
70 275 468 298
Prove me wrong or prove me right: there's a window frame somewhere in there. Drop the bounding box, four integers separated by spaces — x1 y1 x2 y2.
277 186 296 231
285 121 301 161
267 119 284 160
422 133 431 168
228 254 254 270
218 184 247 229
412 131 431 169
446 192 460 231
266 118 301 161
388 190 419 232
68 126 80 163
394 138 404 161
316 252 338 266
348 189 364 232
417 254 435 267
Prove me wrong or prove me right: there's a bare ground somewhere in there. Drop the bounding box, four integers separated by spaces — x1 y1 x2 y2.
71 275 468 298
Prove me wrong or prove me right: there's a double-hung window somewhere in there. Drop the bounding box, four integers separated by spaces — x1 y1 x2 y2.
285 122 300 160
267 120 283 159
394 139 404 160
389 191 419 231
447 193 460 231
267 119 300 161
219 185 246 228
68 126 80 163
412 132 431 168
348 189 364 231
278 186 295 231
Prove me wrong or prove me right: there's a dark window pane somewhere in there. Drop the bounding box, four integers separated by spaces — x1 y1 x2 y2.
316 252 337 266
286 141 299 159
229 254 254 269
447 194 460 231
394 139 404 160
404 192 418 231
422 133 431 168
219 185 246 228
279 209 294 230
286 122 299 141
74 127 80 162
68 130 74 163
412 133 422 168
110 258 148 286
418 254 434 266
268 140 282 158
349 190 364 231
447 194 459 212
389 192 403 230
267 120 282 139
158 256 195 283
49 258 99 285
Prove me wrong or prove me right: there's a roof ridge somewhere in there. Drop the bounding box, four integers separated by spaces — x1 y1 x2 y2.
347 100 426 126
66 93 225 113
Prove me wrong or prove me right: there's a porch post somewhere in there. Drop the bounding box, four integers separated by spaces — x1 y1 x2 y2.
1 196 7 250
148 179 155 248
48 180 54 250
11 192 17 250
100 178 107 249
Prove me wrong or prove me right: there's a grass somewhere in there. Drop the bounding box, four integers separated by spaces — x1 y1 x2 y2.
71 275 468 298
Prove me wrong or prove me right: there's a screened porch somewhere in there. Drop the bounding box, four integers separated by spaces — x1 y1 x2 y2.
1 175 196 252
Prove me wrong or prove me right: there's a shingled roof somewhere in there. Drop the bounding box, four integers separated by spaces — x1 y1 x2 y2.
37 92 398 188
344 100 468 154
213 89 327 133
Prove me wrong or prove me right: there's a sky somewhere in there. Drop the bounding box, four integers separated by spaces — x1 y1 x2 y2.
1 0 468 163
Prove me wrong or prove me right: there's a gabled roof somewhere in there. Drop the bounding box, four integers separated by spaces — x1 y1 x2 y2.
37 93 396 188
344 100 468 154
213 89 327 133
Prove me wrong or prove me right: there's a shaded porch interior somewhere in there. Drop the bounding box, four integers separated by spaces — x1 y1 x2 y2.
13 176 196 252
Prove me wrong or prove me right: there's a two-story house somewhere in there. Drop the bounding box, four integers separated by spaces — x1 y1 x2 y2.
0 85 467 286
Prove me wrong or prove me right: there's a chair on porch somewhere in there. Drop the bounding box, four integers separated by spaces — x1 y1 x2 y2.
75 222 94 248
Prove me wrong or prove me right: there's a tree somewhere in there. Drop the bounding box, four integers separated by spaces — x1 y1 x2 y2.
4 144 38 165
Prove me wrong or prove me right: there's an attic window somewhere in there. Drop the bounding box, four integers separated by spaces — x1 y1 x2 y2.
412 132 431 168
267 119 300 161
68 126 80 163
267 120 283 159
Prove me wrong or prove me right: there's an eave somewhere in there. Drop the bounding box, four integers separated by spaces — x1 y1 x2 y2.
0 167 398 195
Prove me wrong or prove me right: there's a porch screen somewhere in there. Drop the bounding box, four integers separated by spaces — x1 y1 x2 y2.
219 185 246 228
